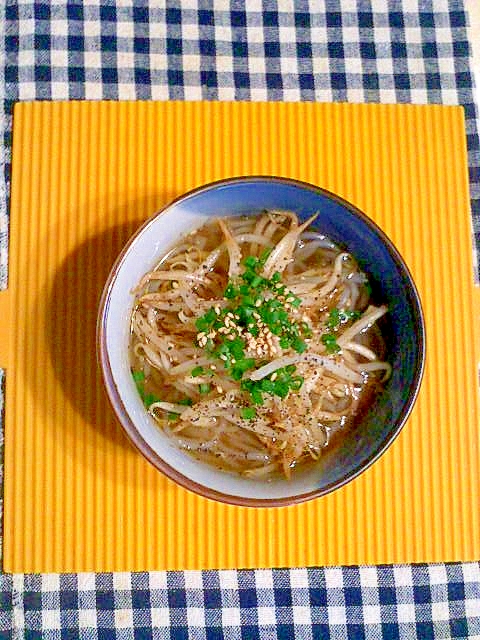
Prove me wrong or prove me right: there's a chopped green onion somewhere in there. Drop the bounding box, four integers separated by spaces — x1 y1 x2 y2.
241 295 256 307
327 307 362 331
224 282 237 299
259 379 275 393
259 247 272 264
191 366 205 377
241 407 256 420
198 383 211 394
178 398 193 406
321 333 341 353
290 376 304 391
229 337 246 359
132 370 145 383
231 357 255 374
243 255 258 269
195 307 217 332
273 381 290 399
250 275 263 288
326 308 340 330
144 393 161 407
301 322 313 338
292 338 307 353
250 387 264 405
230 368 244 381
167 412 179 421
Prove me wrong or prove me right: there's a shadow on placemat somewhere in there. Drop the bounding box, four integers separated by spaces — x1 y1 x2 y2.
44 219 137 448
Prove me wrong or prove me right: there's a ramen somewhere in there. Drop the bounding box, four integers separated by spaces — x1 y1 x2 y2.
130 211 390 479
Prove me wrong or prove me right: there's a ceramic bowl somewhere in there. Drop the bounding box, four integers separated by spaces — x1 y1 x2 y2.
97 176 425 507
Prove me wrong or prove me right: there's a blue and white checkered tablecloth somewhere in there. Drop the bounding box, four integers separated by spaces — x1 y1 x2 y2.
1 1 480 638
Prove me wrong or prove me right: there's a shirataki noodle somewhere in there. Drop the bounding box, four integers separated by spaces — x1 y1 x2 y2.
130 211 390 479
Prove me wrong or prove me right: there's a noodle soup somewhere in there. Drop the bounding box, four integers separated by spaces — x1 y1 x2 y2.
130 211 389 480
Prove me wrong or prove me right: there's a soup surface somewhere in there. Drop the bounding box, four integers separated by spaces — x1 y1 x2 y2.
130 211 390 479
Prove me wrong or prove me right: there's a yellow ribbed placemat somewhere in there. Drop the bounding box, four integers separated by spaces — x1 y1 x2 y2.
1 101 479 573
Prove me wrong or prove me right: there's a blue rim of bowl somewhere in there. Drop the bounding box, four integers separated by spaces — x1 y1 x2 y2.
97 175 426 508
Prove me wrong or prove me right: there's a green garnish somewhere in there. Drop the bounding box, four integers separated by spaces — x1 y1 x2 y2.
292 338 307 354
224 282 237 299
144 393 161 407
242 255 258 269
301 322 313 338
250 274 264 288
290 376 304 391
178 398 193 406
194 255 312 405
273 381 289 398
258 247 272 266
321 333 341 354
195 307 217 332
167 412 179 421
326 307 361 331
132 371 161 408
241 407 256 420
240 365 304 405
259 378 275 393
230 357 256 380
132 370 145 384
250 387 264 405
198 383 211 394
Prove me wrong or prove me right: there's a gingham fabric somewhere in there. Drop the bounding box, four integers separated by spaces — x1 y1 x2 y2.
1 1 480 638
1 565 480 639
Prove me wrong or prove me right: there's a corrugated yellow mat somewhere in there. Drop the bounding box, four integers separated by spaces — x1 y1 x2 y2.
1 101 479 573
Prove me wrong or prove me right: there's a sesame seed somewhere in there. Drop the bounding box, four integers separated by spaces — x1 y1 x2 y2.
214 306 221 315
197 332 206 339
216 385 224 393
255 299 262 307
220 354 228 361
271 372 277 381
210 364 217 370
172 281 179 289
